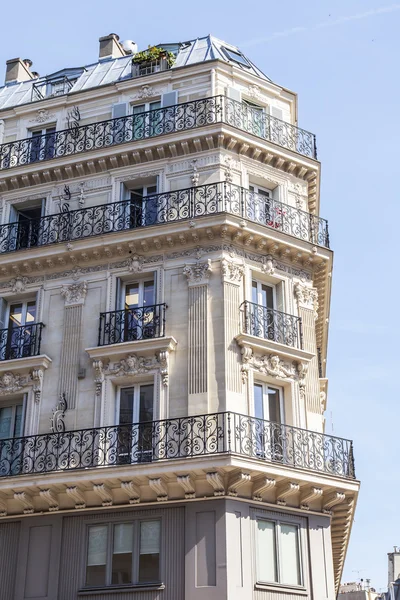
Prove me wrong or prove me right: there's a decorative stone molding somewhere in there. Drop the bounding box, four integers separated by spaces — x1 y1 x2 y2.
29 109 56 124
14 491 34 514
60 281 88 306
206 472 225 496
9 276 29 293
294 283 319 319
276 482 299 505
127 254 144 273
177 475 196 499
66 485 86 509
323 491 345 514
131 84 164 100
300 486 323 510
148 478 168 501
183 259 212 286
31 368 44 404
50 393 67 433
121 481 141 504
224 155 234 183
93 483 113 507
93 360 105 397
0 372 28 395
190 159 199 186
220 258 244 283
227 472 250 497
261 255 276 276
39 489 59 512
252 477 276 501
99 351 170 387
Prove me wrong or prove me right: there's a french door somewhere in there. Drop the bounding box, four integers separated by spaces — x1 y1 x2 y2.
29 127 56 163
253 383 285 461
4 300 37 360
132 101 161 141
122 280 156 341
251 280 276 340
0 400 25 475
117 384 154 464
248 184 273 226
129 185 158 228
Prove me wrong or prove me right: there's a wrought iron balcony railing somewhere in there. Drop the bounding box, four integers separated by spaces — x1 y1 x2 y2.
0 412 355 479
0 322 44 361
0 95 316 172
240 301 303 349
98 304 166 346
0 182 329 256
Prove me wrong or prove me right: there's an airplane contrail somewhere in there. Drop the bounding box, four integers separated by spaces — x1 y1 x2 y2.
240 4 400 47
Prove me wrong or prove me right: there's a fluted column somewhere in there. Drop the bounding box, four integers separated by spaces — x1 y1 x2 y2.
184 260 212 414
59 281 87 409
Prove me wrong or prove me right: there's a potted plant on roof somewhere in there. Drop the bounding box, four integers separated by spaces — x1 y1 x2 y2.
132 46 175 74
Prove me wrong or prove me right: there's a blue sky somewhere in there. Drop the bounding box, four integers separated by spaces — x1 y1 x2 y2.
0 0 398 591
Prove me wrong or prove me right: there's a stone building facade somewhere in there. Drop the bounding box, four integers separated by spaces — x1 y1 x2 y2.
0 33 359 599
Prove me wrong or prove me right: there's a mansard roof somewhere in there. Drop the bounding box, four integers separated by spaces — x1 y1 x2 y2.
0 34 271 111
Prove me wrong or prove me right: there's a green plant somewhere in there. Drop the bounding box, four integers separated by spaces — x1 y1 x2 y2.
132 46 175 67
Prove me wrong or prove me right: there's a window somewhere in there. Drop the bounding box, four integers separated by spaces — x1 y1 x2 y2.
0 298 38 360
253 383 284 460
250 280 275 339
29 126 56 163
256 518 302 587
254 383 283 424
86 520 161 588
8 200 45 251
117 384 154 464
121 278 157 341
0 397 26 475
242 99 265 137
222 47 251 68
129 185 158 228
132 101 162 140
0 401 24 439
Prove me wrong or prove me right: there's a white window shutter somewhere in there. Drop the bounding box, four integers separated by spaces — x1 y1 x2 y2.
112 103 127 119
226 86 242 103
161 92 178 108
271 106 283 121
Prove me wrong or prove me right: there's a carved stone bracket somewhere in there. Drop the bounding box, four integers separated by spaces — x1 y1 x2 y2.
206 471 225 496
39 489 59 512
148 478 168 501
121 481 141 504
252 477 276 501
14 492 34 514
227 472 250 497
93 360 105 397
276 482 299 506
177 475 196 499
300 486 323 510
31 369 44 403
66 485 86 509
183 259 212 286
221 258 244 284
294 283 319 319
60 281 88 306
93 483 113 507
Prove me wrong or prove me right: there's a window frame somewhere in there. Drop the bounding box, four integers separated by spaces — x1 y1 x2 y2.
0 396 26 440
222 47 251 68
253 381 285 424
255 514 304 590
84 518 162 590
116 382 155 426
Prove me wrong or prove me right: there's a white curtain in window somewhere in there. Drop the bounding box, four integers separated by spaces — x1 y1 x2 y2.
113 523 133 554
87 525 108 566
280 524 300 585
140 520 160 554
257 520 277 582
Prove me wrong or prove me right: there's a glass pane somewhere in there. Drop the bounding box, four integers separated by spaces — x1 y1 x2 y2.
254 384 264 421
280 524 301 586
139 385 154 422
149 101 161 110
268 388 281 424
14 405 23 437
9 304 23 327
112 524 133 585
139 521 160 583
261 285 274 310
119 388 134 425
257 520 277 583
26 301 36 323
132 104 145 115
143 281 155 306
86 525 107 587
0 407 13 439
252 281 258 304
125 284 139 308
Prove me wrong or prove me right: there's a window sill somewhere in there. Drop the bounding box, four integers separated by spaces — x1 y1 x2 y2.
78 583 165 596
255 582 308 596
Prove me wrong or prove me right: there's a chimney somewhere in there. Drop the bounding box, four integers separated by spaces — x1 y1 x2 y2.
98 33 126 60
388 548 400 585
5 58 35 84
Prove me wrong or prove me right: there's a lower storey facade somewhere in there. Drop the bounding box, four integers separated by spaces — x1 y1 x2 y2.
0 499 335 600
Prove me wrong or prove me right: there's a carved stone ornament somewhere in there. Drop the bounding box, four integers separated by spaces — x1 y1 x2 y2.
191 159 199 186
0 372 28 395
221 258 244 283
240 348 308 396
93 360 105 397
31 369 44 404
29 109 56 124
103 352 169 386
224 155 234 183
50 393 68 433
294 283 319 319
127 254 144 273
131 84 161 100
60 281 88 306
9 276 29 294
261 255 276 276
183 259 212 286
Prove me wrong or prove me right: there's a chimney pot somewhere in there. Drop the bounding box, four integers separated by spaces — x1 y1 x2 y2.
5 57 34 85
98 33 125 60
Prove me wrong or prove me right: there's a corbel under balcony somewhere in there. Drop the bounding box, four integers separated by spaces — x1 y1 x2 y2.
235 332 314 364
86 336 177 364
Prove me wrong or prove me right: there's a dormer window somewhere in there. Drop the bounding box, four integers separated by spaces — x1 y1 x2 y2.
222 47 251 68
46 76 74 97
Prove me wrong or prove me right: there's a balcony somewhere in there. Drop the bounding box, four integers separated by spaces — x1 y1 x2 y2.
240 301 303 349
98 304 166 346
0 323 44 361
0 95 317 172
0 182 329 258
0 411 355 480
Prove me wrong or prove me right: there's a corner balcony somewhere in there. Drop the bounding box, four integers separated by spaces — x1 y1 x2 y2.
0 323 44 361
0 96 317 174
0 182 329 259
0 412 355 480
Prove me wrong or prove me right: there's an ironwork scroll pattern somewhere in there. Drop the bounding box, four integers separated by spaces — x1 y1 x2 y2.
0 412 355 479
240 301 303 349
0 323 44 361
98 304 166 346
